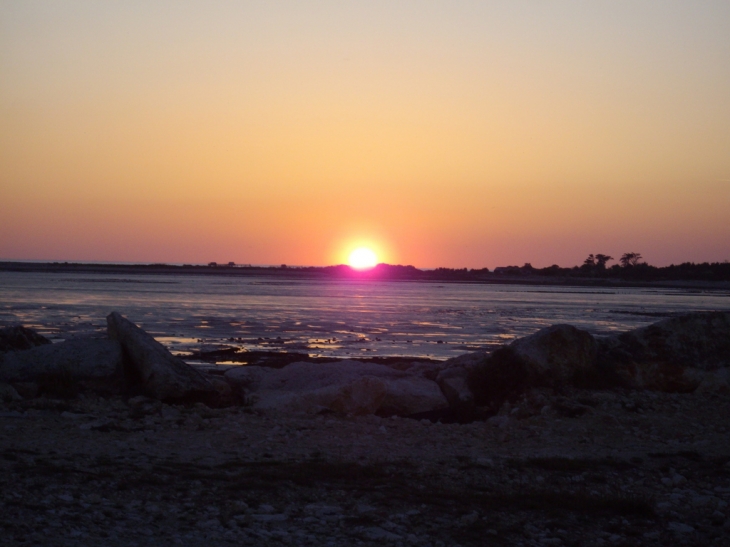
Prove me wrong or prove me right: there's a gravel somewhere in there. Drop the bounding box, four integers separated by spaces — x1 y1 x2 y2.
1 388 729 546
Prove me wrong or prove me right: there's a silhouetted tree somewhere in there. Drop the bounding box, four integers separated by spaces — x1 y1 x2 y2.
594 254 613 269
620 252 643 267
583 254 596 267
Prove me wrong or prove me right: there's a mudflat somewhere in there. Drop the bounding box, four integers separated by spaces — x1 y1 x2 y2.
2 387 729 546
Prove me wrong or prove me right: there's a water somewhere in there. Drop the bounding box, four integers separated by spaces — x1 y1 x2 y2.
1 270 729 361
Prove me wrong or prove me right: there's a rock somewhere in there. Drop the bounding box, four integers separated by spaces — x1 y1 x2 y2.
465 326 598 410
11 382 38 399
0 326 51 353
465 346 536 410
466 325 609 412
509 324 598 385
0 326 51 352
442 348 494 370
0 338 126 396
377 374 449 417
598 312 730 392
224 366 269 392
361 527 401 541
128 395 163 418
436 366 474 406
667 522 694 534
208 376 232 398
107 312 216 403
695 368 730 394
404 360 451 380
225 361 448 416
0 382 22 402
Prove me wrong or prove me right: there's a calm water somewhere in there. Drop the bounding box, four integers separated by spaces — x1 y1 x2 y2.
1 271 729 361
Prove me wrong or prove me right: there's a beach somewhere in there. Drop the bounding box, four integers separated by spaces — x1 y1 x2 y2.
1 275 730 545
2 386 729 546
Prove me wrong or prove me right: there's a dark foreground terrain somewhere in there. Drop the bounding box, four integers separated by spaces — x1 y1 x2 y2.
1 387 729 547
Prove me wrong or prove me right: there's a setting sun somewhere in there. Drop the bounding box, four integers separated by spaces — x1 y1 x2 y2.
348 247 378 270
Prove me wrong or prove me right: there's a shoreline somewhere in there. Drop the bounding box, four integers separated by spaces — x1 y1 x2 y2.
2 260 730 292
2 313 730 544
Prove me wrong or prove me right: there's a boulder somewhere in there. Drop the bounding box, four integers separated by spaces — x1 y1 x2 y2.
441 348 494 370
107 312 216 403
465 325 599 411
0 326 51 352
403 361 451 381
597 312 730 392
509 324 598 385
224 365 271 392
224 361 448 417
436 366 474 406
0 338 125 395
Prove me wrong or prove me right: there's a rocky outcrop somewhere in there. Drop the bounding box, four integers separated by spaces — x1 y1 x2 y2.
0 338 126 395
464 325 600 411
597 312 730 392
225 361 449 417
509 324 598 385
1 310 727 408
0 326 51 352
107 312 216 403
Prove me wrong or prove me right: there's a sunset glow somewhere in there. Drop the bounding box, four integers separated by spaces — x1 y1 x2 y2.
0 2 729 267
348 248 378 270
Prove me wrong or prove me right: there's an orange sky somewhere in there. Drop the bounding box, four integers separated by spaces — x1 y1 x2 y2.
1 1 729 268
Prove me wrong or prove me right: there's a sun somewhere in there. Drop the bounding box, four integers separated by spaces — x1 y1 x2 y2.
348 247 378 270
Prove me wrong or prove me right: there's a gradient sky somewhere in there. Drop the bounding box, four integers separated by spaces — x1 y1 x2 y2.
2 1 729 268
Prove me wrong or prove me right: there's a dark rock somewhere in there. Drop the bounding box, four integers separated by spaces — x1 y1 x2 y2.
0 382 22 402
11 382 38 399
107 312 216 403
509 324 598 385
597 312 730 392
0 338 126 396
466 325 600 411
0 326 51 352
466 346 536 412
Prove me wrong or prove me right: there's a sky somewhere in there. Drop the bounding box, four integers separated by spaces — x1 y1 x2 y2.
1 1 729 268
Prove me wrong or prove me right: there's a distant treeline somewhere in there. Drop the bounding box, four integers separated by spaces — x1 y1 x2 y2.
277 257 730 282
1 255 729 283
489 259 730 282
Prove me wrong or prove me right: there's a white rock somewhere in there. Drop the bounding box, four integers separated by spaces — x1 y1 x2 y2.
107 312 215 402
226 361 448 417
436 366 473 406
